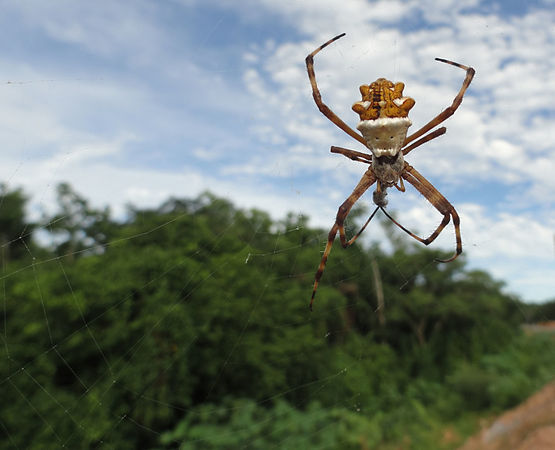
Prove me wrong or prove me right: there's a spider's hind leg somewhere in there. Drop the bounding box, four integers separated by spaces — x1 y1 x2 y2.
310 168 377 310
390 163 462 262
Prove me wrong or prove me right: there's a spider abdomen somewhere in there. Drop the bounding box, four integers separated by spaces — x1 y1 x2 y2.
352 78 415 120
352 77 415 157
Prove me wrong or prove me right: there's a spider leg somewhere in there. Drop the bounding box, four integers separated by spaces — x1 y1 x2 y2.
396 163 462 262
331 146 372 163
340 205 380 248
306 34 367 147
404 59 474 147
379 206 450 247
310 168 377 310
402 127 446 156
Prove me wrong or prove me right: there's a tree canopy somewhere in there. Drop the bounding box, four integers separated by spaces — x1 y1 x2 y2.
0 185 553 449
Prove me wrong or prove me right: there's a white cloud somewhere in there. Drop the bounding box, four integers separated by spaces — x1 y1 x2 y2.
0 0 553 301
8 1 166 64
241 0 554 210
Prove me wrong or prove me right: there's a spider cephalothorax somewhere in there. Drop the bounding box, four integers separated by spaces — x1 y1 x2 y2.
305 33 475 309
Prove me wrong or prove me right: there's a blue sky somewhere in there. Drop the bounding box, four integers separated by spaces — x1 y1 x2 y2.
0 0 553 302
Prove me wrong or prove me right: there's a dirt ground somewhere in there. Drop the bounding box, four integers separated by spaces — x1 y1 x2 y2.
458 380 555 450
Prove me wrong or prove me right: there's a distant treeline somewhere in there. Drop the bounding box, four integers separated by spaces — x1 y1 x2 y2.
1 183 554 449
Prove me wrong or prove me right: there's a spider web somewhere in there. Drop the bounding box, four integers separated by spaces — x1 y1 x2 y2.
0 180 548 449
1 3 554 446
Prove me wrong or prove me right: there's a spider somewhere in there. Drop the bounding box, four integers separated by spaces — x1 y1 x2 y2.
307 33 475 310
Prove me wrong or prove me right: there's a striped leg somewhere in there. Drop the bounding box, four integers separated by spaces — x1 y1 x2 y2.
404 59 475 147
402 127 446 157
330 146 372 164
306 34 367 146
310 168 377 310
390 164 462 262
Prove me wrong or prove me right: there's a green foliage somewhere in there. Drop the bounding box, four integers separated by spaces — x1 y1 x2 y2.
44 182 117 259
159 399 383 449
447 333 555 412
524 299 555 322
0 187 553 449
0 183 36 262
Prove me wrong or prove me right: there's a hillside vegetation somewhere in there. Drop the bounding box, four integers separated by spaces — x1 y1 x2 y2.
1 184 554 449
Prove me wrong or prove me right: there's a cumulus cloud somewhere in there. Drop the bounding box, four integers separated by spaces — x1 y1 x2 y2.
0 0 553 301
235 0 554 300
244 3 554 192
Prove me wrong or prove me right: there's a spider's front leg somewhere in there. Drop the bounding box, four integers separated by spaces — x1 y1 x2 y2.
310 168 377 310
306 33 367 147
404 59 474 147
331 146 373 164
